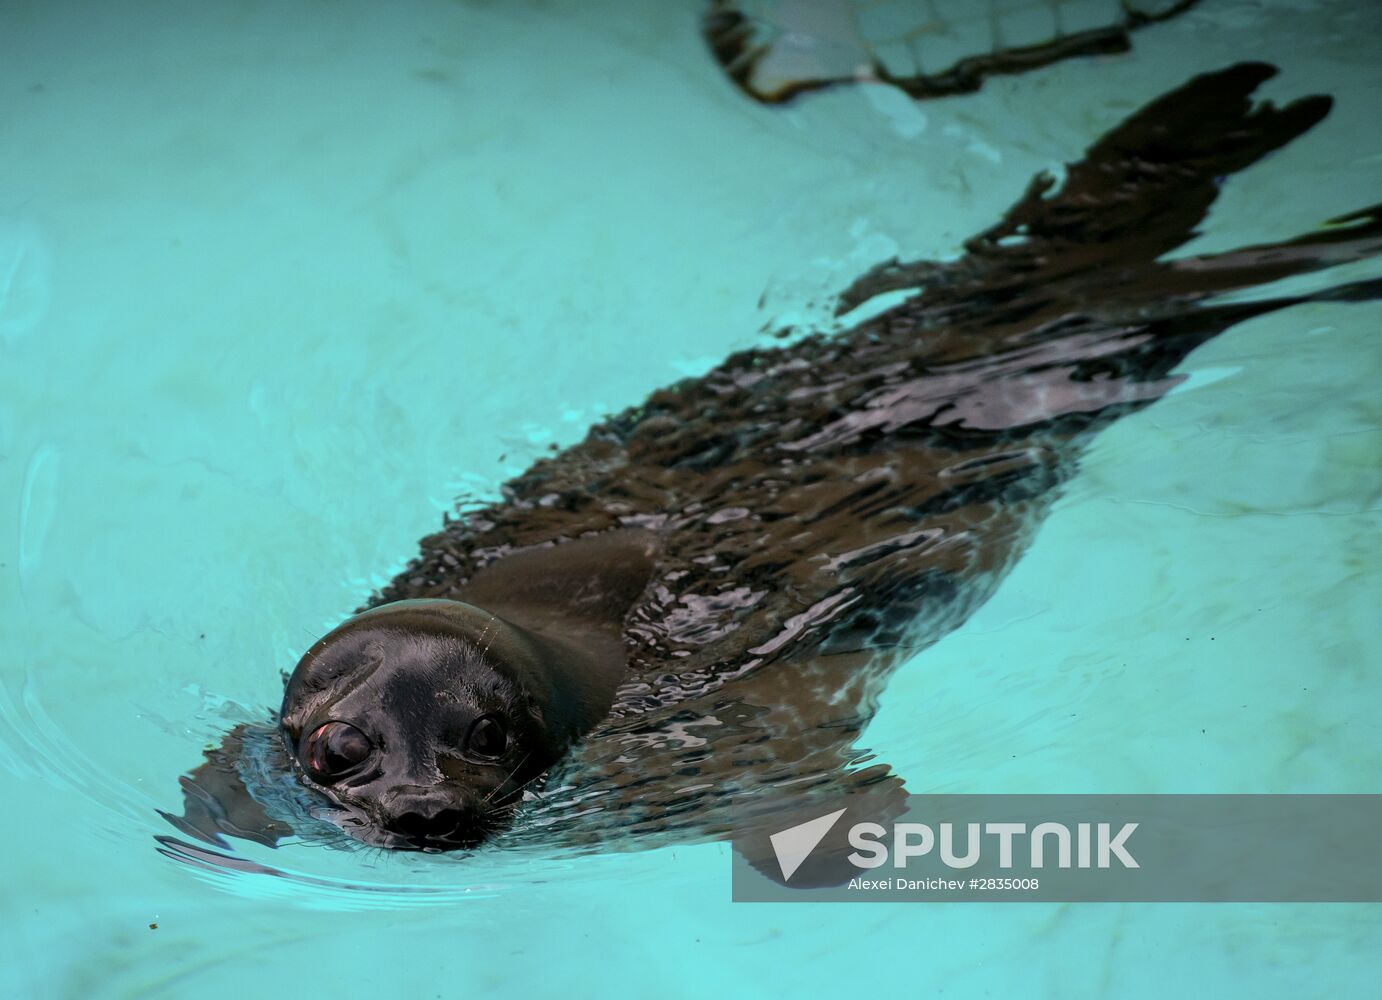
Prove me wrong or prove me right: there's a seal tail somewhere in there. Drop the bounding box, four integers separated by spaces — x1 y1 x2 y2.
836 63 1381 320
965 62 1332 271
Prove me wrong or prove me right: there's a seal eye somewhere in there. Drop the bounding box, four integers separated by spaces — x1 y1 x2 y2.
303 721 372 783
466 716 507 759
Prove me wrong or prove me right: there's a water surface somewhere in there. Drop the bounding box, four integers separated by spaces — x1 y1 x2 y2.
1 1 1379 996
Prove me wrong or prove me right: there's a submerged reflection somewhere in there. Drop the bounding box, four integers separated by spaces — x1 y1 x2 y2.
703 0 1203 104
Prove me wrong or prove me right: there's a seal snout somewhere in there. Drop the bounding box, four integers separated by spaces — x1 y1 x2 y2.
383 788 487 849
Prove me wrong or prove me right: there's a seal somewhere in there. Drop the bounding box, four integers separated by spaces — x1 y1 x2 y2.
165 64 1382 862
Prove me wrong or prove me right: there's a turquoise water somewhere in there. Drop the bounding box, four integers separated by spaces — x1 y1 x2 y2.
2 1 1379 996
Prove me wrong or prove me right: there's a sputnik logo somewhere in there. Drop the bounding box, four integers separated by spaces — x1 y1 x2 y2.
769 808 847 882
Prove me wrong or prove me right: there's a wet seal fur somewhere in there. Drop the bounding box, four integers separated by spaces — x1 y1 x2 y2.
163 65 1382 870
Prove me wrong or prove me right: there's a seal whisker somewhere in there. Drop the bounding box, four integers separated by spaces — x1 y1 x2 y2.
488 764 550 817
478 618 499 658
483 752 531 807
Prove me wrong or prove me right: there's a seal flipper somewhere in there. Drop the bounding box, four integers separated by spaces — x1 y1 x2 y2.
835 63 1338 314
724 647 912 888
160 723 291 849
731 763 912 889
540 644 913 887
964 62 1333 271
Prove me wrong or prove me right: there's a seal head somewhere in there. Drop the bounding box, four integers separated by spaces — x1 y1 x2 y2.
279 598 616 850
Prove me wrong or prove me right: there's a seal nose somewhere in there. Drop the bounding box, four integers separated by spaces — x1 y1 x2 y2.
385 792 472 844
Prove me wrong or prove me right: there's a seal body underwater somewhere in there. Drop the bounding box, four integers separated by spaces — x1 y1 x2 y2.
167 64 1382 859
